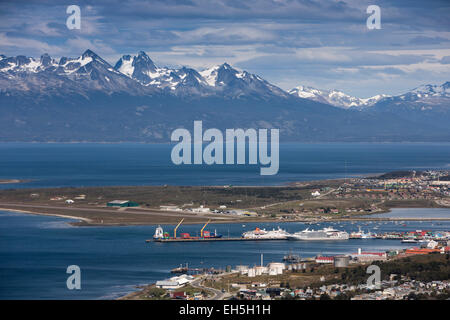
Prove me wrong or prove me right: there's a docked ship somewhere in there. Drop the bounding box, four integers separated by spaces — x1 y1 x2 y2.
401 238 418 243
242 227 290 239
153 225 222 240
202 230 222 239
288 227 349 241
349 227 376 239
283 250 302 263
153 225 165 240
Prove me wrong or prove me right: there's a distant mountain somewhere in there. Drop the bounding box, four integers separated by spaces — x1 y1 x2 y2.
289 85 388 109
289 82 450 111
367 82 450 127
114 51 209 95
401 82 450 100
0 50 449 142
0 49 156 96
113 51 287 98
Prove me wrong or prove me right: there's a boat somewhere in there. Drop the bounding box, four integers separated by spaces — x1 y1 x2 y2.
153 225 164 239
349 227 376 239
242 227 290 239
283 250 301 263
288 227 349 241
401 238 418 243
202 229 222 239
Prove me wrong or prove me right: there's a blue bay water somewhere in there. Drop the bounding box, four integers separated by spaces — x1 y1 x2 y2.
1 143 450 299
0 143 450 189
1 209 450 299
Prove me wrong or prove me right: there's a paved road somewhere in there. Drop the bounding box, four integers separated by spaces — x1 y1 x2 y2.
316 188 336 199
0 202 234 221
190 276 231 300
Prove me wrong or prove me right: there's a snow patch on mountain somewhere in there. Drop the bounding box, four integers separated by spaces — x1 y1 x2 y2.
406 82 450 98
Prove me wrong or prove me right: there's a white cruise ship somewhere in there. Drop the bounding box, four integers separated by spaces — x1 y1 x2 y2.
242 227 290 239
288 227 349 241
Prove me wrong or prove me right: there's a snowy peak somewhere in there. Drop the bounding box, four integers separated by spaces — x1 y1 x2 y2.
289 85 389 108
199 63 262 87
40 53 54 67
199 65 221 86
408 82 450 98
197 62 287 98
114 51 157 84
0 54 57 73
117 53 175 89
114 54 133 76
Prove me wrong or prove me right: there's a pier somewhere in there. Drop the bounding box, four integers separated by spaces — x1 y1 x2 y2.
147 237 286 243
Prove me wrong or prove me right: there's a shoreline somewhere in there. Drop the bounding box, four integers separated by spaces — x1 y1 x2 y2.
0 207 92 224
2 206 450 227
0 172 448 226
0 179 25 184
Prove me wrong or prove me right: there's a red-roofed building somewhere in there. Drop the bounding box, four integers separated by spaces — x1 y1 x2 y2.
316 256 334 264
405 248 441 255
170 291 186 299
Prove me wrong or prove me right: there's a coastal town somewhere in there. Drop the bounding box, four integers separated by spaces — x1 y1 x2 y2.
1 170 450 301
124 242 450 301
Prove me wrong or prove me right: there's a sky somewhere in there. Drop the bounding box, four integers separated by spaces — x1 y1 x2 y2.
0 0 449 97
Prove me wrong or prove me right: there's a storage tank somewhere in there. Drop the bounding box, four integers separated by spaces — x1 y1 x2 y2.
236 265 249 274
268 262 285 275
334 255 350 268
255 266 267 275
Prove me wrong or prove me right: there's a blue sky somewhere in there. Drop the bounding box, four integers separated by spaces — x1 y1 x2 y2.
0 0 449 97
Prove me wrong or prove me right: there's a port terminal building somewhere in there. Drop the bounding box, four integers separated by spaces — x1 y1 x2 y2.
107 200 139 207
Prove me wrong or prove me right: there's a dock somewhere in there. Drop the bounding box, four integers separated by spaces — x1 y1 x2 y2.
147 237 286 243
149 218 289 242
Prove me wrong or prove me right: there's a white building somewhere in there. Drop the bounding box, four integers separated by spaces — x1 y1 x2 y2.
247 268 256 277
236 265 249 274
427 240 439 249
267 262 285 275
192 205 211 213
160 205 181 211
155 274 194 289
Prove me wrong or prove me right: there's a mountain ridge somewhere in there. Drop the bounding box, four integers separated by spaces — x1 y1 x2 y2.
0 49 449 142
1 49 448 104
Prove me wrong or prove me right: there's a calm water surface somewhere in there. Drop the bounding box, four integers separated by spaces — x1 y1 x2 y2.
1 209 450 299
1 143 449 188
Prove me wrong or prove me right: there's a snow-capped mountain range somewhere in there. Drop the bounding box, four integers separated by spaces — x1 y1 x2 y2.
0 50 286 99
1 49 448 107
0 49 449 143
288 86 390 108
113 51 288 98
289 82 450 109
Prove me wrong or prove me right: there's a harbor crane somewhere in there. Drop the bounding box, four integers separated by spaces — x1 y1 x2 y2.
200 219 211 238
174 218 184 238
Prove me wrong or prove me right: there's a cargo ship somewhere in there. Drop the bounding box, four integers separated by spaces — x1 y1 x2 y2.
152 220 222 241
